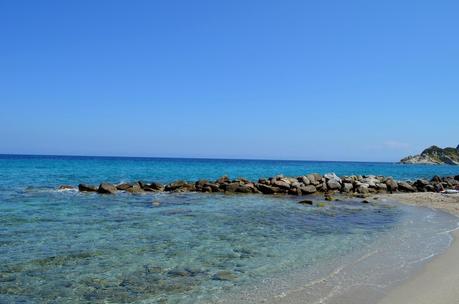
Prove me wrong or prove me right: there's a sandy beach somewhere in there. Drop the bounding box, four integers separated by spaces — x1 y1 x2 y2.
374 193 459 304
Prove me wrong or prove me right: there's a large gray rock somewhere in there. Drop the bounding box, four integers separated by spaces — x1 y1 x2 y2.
327 179 341 190
97 183 117 194
78 184 98 192
299 185 317 194
324 173 342 183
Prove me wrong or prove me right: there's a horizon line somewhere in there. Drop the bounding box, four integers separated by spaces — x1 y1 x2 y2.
0 152 397 164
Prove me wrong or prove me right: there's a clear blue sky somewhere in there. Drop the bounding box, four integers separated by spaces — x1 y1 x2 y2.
1 0 458 161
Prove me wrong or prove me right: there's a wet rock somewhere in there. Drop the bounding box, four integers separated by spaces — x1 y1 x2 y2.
361 200 370 204
298 199 314 205
212 271 238 281
78 184 98 192
97 183 117 194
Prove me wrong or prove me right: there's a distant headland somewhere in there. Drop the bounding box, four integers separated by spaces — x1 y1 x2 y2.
401 145 459 165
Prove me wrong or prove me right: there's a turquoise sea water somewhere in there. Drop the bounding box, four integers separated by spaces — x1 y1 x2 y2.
1 155 458 303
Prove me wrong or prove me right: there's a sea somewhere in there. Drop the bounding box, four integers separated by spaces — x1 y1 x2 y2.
1 155 458 303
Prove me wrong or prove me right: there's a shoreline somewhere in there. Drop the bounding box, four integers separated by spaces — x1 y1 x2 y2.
374 192 459 304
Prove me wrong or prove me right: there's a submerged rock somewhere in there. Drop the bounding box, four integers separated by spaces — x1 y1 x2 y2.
298 199 314 205
212 271 238 281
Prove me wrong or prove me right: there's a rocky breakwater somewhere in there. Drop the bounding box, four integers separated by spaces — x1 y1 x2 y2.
71 173 459 197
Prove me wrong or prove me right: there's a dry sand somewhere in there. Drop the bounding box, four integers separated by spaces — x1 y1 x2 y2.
374 192 459 304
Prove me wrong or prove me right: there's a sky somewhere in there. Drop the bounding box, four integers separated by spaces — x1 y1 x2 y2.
1 0 458 162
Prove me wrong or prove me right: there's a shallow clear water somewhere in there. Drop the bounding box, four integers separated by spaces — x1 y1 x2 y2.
0 155 458 303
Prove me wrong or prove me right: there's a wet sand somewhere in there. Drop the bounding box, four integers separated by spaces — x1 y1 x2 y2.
374 192 459 304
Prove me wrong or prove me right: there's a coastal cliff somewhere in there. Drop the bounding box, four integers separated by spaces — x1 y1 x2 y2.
401 145 459 165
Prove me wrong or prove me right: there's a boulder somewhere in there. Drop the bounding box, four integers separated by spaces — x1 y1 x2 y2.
195 179 209 188
143 182 164 192
324 173 342 183
306 173 321 185
165 180 191 192
385 179 398 192
272 180 291 190
398 181 416 192
78 184 98 192
414 179 429 191
342 183 354 192
256 184 280 194
357 184 369 194
116 183 132 191
376 183 387 192
97 183 117 194
326 179 341 190
235 185 252 193
298 176 310 185
221 182 240 193
126 183 143 193
299 185 317 194
425 184 435 192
